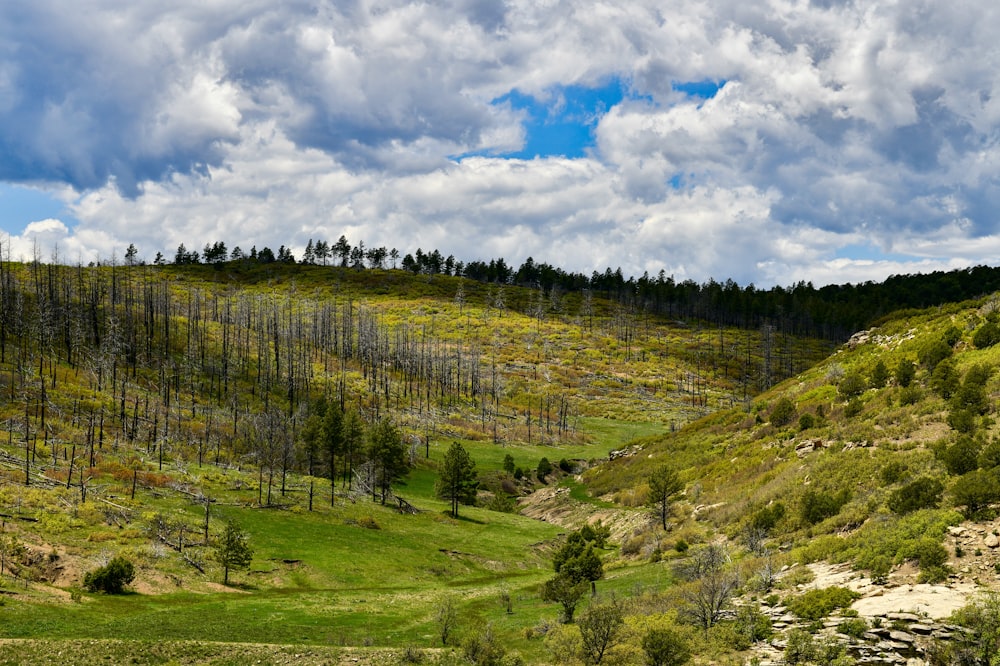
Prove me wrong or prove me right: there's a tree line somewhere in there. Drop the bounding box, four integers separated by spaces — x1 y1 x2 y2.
139 236 1000 342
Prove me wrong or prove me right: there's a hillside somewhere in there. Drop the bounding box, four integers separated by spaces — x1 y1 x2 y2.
579 293 1000 664
2 260 999 664
0 260 832 664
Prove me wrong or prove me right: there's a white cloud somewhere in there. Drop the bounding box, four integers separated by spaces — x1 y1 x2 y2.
1 0 1000 286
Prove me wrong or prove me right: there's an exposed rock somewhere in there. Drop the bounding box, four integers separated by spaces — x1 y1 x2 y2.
887 613 921 622
985 534 999 548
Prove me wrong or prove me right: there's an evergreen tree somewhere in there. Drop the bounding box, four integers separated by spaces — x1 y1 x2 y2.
368 419 408 504
437 442 478 518
215 521 254 585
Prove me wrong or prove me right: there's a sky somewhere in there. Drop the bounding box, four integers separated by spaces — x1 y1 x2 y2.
1 1 999 287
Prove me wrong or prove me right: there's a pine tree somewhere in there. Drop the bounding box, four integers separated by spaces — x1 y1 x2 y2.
436 442 478 518
215 521 254 585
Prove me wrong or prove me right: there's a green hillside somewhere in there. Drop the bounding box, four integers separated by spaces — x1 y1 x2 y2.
2 260 998 664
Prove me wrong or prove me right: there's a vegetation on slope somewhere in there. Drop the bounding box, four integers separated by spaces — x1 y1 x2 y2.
7 254 1000 664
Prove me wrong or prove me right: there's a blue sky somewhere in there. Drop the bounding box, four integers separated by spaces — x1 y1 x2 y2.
0 185 75 235
0 1 997 286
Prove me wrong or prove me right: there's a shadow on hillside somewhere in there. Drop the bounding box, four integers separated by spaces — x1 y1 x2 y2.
439 510 486 525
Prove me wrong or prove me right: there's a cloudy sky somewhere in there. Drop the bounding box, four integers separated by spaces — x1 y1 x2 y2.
1 0 999 287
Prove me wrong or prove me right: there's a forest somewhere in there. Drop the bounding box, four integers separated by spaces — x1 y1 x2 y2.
156 235 1000 342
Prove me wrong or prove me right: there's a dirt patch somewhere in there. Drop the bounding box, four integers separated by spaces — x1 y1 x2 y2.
517 485 648 542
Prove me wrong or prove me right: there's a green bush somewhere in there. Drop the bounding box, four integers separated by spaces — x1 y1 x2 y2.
536 457 553 481
888 476 944 514
895 359 916 388
870 360 889 389
880 461 908 485
786 586 861 621
798 413 815 431
83 556 136 594
732 603 772 647
937 435 982 475
462 623 506 666
838 372 867 401
642 627 691 666
904 537 951 583
868 555 891 585
979 439 1000 470
800 489 850 525
952 364 994 415
750 502 786 532
973 321 1000 349
948 408 979 434
837 617 868 638
930 359 960 399
844 398 864 417
898 386 923 406
952 469 1000 518
770 397 797 427
918 337 953 371
783 628 817 665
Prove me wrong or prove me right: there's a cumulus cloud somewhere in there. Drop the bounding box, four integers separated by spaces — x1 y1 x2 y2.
0 0 999 286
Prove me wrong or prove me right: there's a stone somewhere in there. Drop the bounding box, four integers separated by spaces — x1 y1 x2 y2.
888 630 915 643
887 612 920 622
985 534 999 548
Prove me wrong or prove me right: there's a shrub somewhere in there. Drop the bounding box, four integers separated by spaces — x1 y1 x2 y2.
783 628 817 665
952 364 994 415
732 603 772 647
844 398 864 417
798 413 815 431
868 555 891 585
948 408 978 434
870 360 889 389
837 617 868 639
800 489 850 525
620 535 645 557
905 537 950 581
463 623 506 666
356 515 381 529
880 461 908 485
895 359 916 388
952 469 1000 518
83 556 136 594
918 337 953 371
973 321 1000 349
642 627 691 666
888 476 944 514
536 457 553 481
750 502 786 532
558 458 573 473
483 493 517 513
838 372 867 401
979 439 1000 470
898 386 923 406
937 436 982 475
930 359 960 399
770 397 797 427
786 586 861 621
